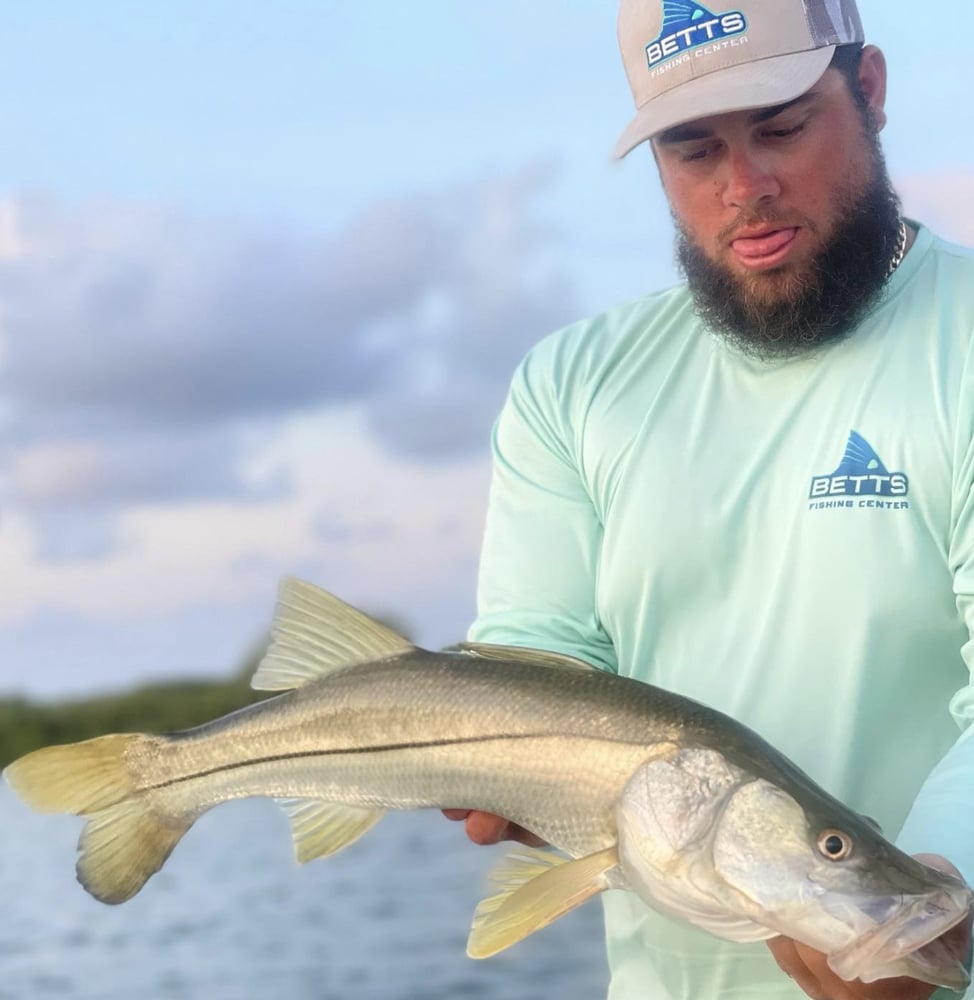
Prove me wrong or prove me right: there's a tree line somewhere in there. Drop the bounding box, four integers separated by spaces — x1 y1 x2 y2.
0 609 414 770
0 646 269 770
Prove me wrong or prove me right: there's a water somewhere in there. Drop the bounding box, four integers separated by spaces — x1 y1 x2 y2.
0 787 609 1000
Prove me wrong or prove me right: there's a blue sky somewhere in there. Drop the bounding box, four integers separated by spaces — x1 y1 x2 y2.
2 2 973 699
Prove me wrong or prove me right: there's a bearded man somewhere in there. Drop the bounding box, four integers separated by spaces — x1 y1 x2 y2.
445 1 974 998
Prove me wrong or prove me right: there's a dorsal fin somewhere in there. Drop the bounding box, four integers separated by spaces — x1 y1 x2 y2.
251 577 415 691
452 642 599 672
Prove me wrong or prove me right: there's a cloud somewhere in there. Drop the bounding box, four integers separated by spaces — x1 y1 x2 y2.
8 428 290 562
0 413 495 696
0 165 576 559
12 430 285 508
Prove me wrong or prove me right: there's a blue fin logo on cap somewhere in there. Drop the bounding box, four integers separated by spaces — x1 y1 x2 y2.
647 2 748 69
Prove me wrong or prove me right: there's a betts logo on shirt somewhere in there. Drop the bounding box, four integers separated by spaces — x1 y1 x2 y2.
808 431 910 511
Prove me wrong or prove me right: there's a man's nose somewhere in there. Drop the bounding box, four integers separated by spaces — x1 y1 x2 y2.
721 146 780 210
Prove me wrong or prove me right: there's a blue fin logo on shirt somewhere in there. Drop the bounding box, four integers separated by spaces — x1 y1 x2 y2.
646 2 748 69
809 431 909 503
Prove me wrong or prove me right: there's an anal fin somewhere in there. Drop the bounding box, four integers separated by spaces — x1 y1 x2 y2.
467 845 618 958
275 798 386 863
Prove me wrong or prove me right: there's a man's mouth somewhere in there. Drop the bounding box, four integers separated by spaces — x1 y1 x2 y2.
730 227 800 269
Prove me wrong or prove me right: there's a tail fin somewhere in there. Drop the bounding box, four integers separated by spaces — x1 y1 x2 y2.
4 734 192 904
5 734 142 814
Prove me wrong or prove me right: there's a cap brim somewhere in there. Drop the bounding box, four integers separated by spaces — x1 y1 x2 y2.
614 46 835 158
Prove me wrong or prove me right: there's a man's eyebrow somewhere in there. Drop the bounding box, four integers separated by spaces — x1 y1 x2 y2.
654 92 819 145
655 123 712 144
747 91 817 124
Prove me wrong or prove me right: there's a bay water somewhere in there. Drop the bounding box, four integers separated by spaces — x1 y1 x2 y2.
0 786 609 1000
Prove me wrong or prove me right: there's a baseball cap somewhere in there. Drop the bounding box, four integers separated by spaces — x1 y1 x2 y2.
615 0 864 157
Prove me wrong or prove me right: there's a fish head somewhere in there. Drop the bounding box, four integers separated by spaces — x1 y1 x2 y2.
710 776 972 989
617 748 971 989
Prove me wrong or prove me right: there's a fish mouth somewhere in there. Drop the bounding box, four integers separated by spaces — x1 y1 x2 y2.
827 883 972 989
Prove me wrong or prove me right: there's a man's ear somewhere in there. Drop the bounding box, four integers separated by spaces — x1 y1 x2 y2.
858 45 888 131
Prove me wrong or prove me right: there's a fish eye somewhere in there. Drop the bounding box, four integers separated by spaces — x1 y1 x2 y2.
817 829 854 861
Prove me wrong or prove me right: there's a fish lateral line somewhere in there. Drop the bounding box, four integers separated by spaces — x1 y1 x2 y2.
148 730 640 791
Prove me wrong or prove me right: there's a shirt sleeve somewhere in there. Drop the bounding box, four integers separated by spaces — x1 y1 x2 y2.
894 720 974 890
895 688 974 1000
467 342 618 673
896 354 974 892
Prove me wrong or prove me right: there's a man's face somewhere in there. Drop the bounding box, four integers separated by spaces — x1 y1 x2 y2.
652 52 900 357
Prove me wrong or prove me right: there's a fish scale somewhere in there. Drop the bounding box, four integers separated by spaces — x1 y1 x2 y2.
136 656 666 857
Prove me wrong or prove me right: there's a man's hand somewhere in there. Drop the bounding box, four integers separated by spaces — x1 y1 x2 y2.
767 936 946 1000
768 855 972 1000
442 809 546 847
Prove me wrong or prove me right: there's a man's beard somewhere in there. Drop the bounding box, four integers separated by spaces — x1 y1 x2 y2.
675 138 902 360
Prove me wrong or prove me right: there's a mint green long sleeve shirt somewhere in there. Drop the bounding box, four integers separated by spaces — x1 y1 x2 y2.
469 224 974 999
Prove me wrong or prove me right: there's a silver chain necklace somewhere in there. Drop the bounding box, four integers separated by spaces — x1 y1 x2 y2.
886 219 907 278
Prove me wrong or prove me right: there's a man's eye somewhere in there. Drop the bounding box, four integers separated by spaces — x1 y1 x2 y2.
766 124 805 140
681 145 715 163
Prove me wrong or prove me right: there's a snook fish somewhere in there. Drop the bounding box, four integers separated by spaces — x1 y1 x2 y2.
5 578 971 989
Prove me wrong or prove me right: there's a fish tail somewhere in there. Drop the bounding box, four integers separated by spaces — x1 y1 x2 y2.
5 734 144 814
4 734 192 904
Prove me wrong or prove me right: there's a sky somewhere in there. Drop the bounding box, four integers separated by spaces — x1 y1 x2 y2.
2 1 974 700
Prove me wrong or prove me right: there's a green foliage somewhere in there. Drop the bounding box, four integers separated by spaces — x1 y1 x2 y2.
0 606 417 770
0 669 269 770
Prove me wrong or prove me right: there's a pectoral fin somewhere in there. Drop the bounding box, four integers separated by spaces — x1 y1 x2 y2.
467 845 618 958
275 798 386 863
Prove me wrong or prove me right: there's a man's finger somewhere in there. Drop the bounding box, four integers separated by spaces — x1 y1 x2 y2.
767 936 830 1000
465 811 515 845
